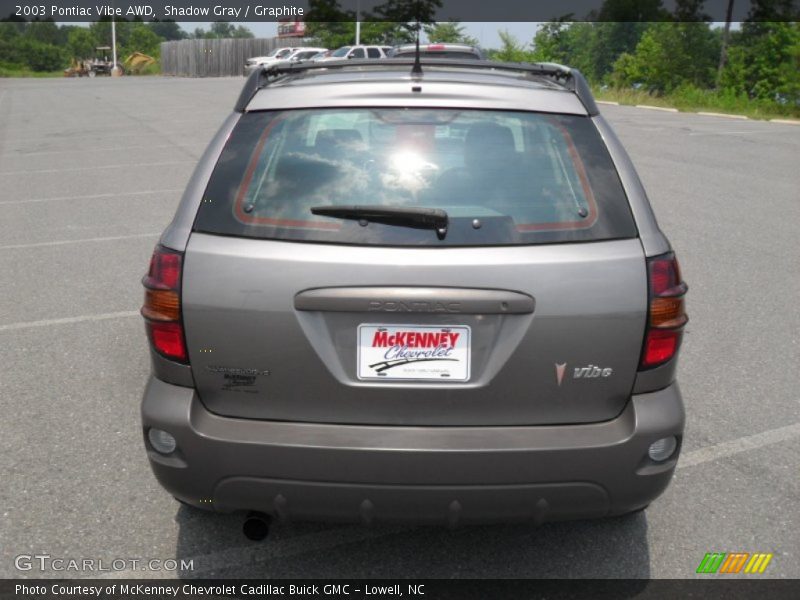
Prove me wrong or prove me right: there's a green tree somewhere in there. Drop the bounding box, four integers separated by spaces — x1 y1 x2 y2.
0 21 23 43
148 21 186 41
205 22 254 39
89 19 132 48
123 23 163 57
372 0 442 43
24 20 59 45
720 22 800 103
489 31 536 63
305 22 356 49
307 20 415 48
423 21 477 45
531 22 570 63
305 0 417 48
531 22 597 76
611 22 720 92
11 37 67 70
67 27 96 60
530 21 650 83
208 22 236 38
589 22 651 81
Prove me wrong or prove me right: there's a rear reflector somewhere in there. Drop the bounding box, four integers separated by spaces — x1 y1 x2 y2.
146 321 188 362
640 253 688 370
142 246 188 364
642 328 682 369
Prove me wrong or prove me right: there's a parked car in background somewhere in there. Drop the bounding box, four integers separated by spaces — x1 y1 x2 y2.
244 47 295 72
313 45 389 62
244 47 326 73
289 48 328 63
389 43 485 60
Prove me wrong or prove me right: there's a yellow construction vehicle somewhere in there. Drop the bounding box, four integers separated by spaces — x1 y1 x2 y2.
123 52 157 75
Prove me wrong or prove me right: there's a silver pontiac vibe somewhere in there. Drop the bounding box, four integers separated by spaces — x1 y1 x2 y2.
140 59 688 527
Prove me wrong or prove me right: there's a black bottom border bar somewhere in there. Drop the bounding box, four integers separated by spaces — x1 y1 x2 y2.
2 579 800 600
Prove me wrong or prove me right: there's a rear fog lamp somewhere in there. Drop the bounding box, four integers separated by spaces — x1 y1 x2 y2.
648 436 678 462
148 428 177 455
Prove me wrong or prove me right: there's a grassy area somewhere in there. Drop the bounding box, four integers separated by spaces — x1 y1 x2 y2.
128 61 161 76
594 86 800 120
0 60 162 78
0 64 64 78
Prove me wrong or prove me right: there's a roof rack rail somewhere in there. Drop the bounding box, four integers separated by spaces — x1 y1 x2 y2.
234 58 598 116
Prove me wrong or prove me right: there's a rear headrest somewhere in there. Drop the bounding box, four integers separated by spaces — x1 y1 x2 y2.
464 123 515 170
465 122 515 153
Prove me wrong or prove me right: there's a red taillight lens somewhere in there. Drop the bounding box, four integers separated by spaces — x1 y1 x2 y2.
146 321 188 362
642 328 682 369
142 246 187 364
145 250 182 290
640 253 688 370
649 256 685 297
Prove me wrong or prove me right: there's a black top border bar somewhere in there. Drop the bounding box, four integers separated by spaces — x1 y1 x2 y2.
2 0 799 23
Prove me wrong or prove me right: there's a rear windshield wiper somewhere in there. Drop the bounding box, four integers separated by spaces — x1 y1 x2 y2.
311 205 449 240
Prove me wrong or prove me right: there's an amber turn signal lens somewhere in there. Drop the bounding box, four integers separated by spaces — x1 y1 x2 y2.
141 289 180 322
650 296 688 328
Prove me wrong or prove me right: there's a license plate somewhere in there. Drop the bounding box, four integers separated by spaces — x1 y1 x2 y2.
357 324 471 381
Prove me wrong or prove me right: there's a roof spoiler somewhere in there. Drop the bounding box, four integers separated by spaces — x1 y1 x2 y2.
234 59 599 116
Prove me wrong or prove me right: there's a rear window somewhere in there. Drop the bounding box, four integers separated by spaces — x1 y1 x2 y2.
194 109 637 246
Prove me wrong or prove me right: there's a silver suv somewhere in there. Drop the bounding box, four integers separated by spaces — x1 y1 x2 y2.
141 59 688 530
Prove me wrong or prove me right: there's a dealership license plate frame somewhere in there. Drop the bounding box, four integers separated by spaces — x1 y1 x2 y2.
357 324 471 382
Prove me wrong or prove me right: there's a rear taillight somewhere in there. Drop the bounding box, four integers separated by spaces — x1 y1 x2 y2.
141 246 188 363
640 253 688 370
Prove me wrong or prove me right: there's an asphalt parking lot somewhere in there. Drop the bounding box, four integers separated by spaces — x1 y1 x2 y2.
0 76 798 579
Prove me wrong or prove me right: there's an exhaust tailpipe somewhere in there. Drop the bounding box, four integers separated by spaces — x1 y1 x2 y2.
242 511 271 541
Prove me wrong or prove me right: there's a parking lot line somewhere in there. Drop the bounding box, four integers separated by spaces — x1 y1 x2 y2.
0 232 158 251
677 422 800 469
696 111 749 120
99 421 800 579
635 105 679 112
98 524 414 579
0 160 194 177
0 310 139 332
0 189 183 206
0 144 196 159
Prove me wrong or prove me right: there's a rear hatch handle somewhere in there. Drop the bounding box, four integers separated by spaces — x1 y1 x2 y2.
294 287 535 314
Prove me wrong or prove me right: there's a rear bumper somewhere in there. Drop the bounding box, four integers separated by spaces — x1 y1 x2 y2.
141 377 684 524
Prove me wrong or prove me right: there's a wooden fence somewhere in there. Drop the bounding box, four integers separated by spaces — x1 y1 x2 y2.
160 38 304 77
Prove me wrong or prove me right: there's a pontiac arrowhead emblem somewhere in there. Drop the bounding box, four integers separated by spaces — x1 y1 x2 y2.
555 362 567 386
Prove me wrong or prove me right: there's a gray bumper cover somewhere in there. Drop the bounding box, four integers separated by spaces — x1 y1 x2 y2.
141 377 684 524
